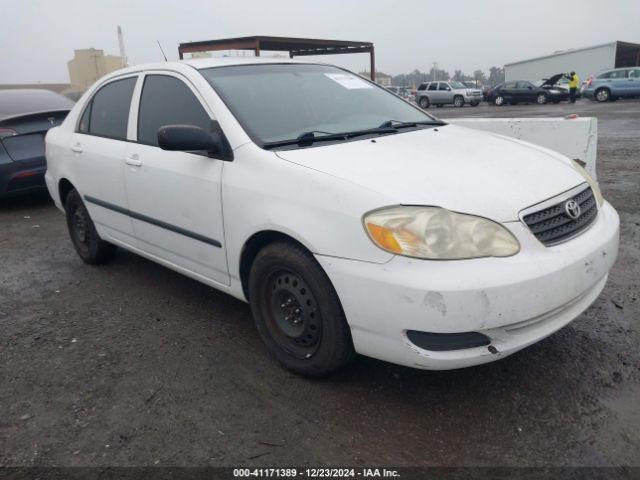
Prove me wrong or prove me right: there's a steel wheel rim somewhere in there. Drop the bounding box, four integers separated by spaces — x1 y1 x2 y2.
455 97 463 107
537 94 546 104
264 269 321 359
495 96 503 105
597 90 608 101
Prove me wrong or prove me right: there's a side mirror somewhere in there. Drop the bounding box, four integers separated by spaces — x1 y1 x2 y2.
157 122 233 161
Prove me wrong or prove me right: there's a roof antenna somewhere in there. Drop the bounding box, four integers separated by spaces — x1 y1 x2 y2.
157 40 168 61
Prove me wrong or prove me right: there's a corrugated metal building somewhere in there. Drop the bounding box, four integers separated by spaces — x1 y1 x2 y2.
504 41 640 82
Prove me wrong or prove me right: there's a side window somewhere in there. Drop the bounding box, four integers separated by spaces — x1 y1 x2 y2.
517 81 533 89
597 71 611 79
417 83 427 91
610 70 628 79
85 77 136 140
631 69 640 79
504 81 517 89
138 75 211 147
427 82 438 91
438 82 450 91
78 102 92 133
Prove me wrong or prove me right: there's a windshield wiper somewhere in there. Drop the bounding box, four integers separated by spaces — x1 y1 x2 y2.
262 127 398 149
378 119 447 129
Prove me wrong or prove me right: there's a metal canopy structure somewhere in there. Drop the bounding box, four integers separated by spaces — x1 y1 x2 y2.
178 35 376 80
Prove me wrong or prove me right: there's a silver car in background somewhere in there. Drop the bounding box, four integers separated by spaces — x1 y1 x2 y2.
416 80 483 108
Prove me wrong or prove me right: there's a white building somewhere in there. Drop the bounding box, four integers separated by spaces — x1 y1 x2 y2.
504 41 640 82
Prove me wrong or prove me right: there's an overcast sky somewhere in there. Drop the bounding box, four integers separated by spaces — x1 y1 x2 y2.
1 0 638 83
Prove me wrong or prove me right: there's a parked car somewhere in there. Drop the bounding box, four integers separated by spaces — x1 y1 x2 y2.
535 73 580 99
583 67 640 102
486 79 568 105
0 89 73 198
416 80 482 108
45 58 619 377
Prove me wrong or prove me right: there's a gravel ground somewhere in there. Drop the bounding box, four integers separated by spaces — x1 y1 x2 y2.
1 98 639 468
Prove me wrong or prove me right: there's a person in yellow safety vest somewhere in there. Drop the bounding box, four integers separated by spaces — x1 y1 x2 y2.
565 71 580 103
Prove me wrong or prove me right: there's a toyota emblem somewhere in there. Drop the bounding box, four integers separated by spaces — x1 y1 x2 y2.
565 199 581 219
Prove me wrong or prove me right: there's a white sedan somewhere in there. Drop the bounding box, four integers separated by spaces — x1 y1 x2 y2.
45 58 619 376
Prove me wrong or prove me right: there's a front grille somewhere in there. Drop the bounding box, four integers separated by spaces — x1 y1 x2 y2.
523 186 597 246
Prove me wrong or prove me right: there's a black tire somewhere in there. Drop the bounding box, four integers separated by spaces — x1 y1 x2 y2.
65 189 117 264
494 95 505 106
418 96 430 109
595 88 610 102
471 101 480 107
453 95 464 108
248 242 355 377
536 93 547 104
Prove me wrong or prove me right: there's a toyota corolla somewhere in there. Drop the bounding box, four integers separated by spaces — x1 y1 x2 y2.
44 58 619 376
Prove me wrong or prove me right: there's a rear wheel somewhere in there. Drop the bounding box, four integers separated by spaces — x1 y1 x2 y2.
595 88 610 102
418 96 430 109
248 242 355 377
494 95 505 106
536 93 547 104
453 95 464 107
471 101 480 107
65 189 117 264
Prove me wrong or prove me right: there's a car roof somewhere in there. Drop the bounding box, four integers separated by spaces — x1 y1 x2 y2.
0 89 74 121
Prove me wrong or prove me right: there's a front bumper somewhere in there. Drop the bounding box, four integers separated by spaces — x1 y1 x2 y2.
316 201 619 370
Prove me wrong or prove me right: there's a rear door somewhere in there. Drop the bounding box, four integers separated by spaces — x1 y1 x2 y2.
609 69 630 95
626 68 640 95
123 72 229 286
426 82 439 103
501 81 517 101
71 75 138 244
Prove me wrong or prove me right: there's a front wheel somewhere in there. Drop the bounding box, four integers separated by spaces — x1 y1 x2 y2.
595 88 610 102
494 95 505 106
65 189 117 264
248 242 355 377
453 95 464 107
418 96 430 109
536 93 547 104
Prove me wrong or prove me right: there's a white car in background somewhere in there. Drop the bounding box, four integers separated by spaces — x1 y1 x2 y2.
45 58 619 377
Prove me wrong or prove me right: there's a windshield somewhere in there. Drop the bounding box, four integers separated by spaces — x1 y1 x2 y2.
199 64 437 146
449 80 467 89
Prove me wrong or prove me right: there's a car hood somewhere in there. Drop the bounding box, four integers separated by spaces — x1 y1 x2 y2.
275 125 584 222
541 73 564 87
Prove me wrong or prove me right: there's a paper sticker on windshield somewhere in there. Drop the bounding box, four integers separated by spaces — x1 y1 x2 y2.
324 73 373 89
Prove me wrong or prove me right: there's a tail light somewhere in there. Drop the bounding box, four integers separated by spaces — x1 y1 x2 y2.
0 128 18 139
586 78 593 88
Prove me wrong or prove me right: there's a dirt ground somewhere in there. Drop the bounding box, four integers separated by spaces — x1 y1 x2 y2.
1 98 639 468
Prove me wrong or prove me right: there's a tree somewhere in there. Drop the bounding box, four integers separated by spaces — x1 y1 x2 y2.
453 70 465 81
488 66 505 86
473 69 487 86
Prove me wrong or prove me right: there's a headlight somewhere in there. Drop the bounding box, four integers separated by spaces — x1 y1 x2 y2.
571 159 604 206
364 206 520 260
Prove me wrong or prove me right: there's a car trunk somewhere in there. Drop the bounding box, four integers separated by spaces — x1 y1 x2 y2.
0 110 69 165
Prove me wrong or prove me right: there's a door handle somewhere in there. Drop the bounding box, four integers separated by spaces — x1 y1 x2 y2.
125 156 143 167
71 144 83 153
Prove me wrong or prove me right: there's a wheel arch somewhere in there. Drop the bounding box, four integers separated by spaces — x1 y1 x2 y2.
239 229 316 301
58 178 76 209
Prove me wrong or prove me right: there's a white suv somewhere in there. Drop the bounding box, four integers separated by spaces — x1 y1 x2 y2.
45 58 619 377
416 80 483 108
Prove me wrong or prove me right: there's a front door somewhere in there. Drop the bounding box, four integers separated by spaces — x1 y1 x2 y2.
123 73 229 286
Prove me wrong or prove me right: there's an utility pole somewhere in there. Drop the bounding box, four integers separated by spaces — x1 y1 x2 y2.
117 25 128 67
